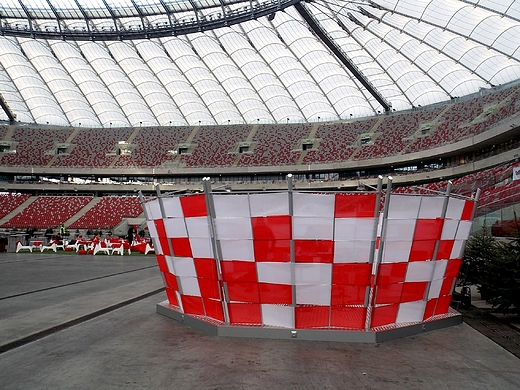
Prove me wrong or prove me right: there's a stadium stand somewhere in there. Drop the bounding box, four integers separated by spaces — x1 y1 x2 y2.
1 195 92 229
68 196 143 230
0 193 31 219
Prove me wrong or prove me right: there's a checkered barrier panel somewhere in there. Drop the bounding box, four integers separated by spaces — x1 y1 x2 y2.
143 191 475 330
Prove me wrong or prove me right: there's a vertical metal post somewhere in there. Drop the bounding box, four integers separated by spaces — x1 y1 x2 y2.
202 177 229 324
155 184 184 307
287 174 296 309
365 175 392 329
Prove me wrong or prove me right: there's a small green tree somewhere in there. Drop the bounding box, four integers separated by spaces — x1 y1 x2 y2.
479 225 520 315
461 225 498 287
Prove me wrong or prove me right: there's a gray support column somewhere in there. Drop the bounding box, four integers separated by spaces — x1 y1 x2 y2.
154 184 184 298
287 174 296 308
202 177 229 324
365 176 393 329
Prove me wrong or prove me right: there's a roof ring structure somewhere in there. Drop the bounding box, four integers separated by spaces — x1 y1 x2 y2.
0 0 301 40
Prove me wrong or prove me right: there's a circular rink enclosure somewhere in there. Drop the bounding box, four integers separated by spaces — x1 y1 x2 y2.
141 177 479 342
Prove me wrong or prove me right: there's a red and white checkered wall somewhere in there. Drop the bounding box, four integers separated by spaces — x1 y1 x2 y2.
143 190 475 330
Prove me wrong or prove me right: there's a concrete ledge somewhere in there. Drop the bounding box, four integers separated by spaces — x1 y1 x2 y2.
157 301 463 343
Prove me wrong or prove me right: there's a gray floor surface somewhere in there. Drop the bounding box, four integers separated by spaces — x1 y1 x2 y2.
1 251 519 390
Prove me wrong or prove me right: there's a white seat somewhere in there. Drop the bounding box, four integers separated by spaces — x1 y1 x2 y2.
16 241 32 253
65 241 80 252
110 243 124 256
93 242 110 255
41 243 57 252
144 243 155 255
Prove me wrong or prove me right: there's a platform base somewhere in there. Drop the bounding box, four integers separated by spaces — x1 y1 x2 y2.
156 301 462 343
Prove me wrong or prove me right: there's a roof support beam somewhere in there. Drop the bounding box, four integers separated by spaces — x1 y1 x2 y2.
294 2 391 112
0 93 17 123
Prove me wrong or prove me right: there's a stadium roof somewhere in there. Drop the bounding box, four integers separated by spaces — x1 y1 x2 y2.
0 0 520 127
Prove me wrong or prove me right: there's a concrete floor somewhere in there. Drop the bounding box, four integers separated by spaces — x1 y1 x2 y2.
1 252 519 390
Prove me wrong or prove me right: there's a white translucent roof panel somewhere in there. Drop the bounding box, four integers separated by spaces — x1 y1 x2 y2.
0 0 519 127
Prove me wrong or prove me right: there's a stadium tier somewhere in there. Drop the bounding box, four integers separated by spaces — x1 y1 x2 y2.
0 83 519 172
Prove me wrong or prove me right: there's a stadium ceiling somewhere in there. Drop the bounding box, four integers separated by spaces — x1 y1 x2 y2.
0 0 520 128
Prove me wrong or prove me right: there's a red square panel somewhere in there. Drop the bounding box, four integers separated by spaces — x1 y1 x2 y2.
335 193 377 218
401 281 428 302
180 194 207 218
436 240 454 260
252 216 291 240
434 295 452 315
331 306 367 329
228 303 262 324
331 285 367 305
226 281 260 303
193 258 218 280
409 239 436 262
221 261 258 282
376 263 407 285
440 277 456 296
423 298 437 321
163 271 178 291
370 304 399 328
181 295 205 315
461 200 475 221
165 288 178 306
295 306 330 329
445 259 463 277
170 237 193 258
414 219 444 241
332 263 371 285
253 239 291 262
154 219 171 255
375 283 403 304
258 283 293 304
203 298 224 322
294 240 334 263
198 278 221 299
156 254 168 273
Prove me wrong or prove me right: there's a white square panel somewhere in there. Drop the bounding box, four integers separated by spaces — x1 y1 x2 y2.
418 196 445 219
396 301 426 323
215 217 252 240
185 217 211 238
144 199 162 220
178 276 201 296
150 236 163 255
293 216 334 239
428 279 443 299
256 262 292 284
162 197 184 218
249 193 289 216
293 192 335 217
165 255 176 274
220 239 255 261
172 256 197 277
333 241 372 263
163 217 187 238
385 219 416 242
147 220 158 238
387 195 420 219
455 221 472 240
405 261 435 282
441 219 459 240
189 237 214 258
294 263 332 285
432 260 448 280
445 198 465 220
261 304 294 328
214 194 250 217
450 240 465 259
295 284 331 305
381 241 413 263
334 218 376 241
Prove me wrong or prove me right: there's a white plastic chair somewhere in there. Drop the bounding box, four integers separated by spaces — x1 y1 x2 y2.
16 241 32 253
93 242 110 255
41 243 57 252
110 243 124 256
144 243 155 255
